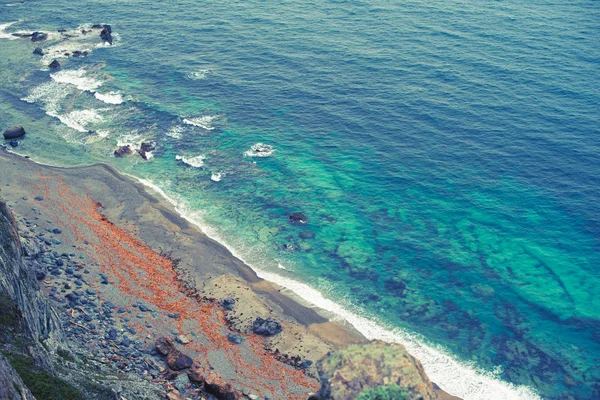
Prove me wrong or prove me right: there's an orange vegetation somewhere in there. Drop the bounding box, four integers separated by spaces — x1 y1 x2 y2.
32 172 318 399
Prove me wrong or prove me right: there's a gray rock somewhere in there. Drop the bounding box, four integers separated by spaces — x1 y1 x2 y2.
3 126 26 140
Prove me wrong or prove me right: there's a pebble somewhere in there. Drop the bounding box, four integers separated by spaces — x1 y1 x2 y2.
168 313 180 319
176 335 190 345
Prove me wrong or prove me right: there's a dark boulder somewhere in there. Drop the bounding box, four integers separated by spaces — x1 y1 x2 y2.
289 212 308 225
11 33 33 38
227 333 244 344
48 60 61 69
114 145 133 157
9 140 19 148
3 126 26 140
33 47 44 56
100 25 113 45
31 32 48 42
138 141 156 160
222 298 235 310
167 350 193 370
155 336 176 356
187 369 241 400
252 317 282 336
71 50 88 58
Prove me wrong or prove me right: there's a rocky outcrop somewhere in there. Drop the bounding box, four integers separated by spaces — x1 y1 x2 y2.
100 25 113 44
252 317 283 336
0 199 66 369
310 341 438 400
138 141 156 160
48 60 61 69
31 32 48 42
3 126 26 139
114 145 133 157
0 355 36 400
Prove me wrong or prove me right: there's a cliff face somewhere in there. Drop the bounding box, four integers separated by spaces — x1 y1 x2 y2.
0 199 65 369
311 340 439 400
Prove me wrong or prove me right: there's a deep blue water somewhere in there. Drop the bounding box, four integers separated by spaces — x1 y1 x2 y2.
1 1 599 398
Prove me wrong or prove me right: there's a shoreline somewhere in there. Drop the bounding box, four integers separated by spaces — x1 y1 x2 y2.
0 148 536 399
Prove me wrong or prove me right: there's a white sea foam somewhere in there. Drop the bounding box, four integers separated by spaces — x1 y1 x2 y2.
116 132 143 148
52 109 103 133
183 115 217 131
176 154 205 168
94 91 124 104
210 172 223 182
244 143 274 157
50 68 103 92
166 125 185 139
0 21 20 39
128 176 541 400
187 69 213 80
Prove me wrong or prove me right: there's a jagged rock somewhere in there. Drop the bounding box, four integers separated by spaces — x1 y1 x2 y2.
252 317 282 336
114 145 133 157
167 350 193 371
138 141 156 160
100 25 113 44
33 47 44 56
49 59 61 69
289 212 308 224
3 126 26 139
309 341 438 400
31 31 48 42
0 199 66 369
187 369 241 400
0 355 36 400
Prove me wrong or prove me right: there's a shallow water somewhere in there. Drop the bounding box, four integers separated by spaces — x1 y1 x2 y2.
1 1 599 398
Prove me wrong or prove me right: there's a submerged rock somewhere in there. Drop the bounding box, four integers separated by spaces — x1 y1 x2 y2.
289 212 308 225
3 126 26 139
252 317 282 336
33 47 44 56
310 341 438 400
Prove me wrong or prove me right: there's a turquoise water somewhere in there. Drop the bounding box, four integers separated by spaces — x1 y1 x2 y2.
1 1 599 398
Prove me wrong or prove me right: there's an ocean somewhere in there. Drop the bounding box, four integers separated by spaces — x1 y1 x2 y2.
1 0 599 398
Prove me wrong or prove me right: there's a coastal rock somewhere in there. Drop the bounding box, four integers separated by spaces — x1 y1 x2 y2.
49 60 61 69
100 25 113 44
188 369 241 400
138 141 156 160
289 212 308 225
252 317 282 336
167 350 193 371
33 47 44 56
31 31 48 42
114 145 133 157
155 336 176 356
310 340 438 400
71 50 88 58
3 126 26 140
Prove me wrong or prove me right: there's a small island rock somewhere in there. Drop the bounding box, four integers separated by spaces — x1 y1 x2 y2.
3 126 26 139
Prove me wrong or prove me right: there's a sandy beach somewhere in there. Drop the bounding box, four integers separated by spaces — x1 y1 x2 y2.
0 149 367 399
